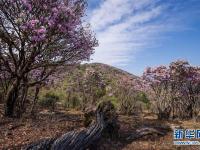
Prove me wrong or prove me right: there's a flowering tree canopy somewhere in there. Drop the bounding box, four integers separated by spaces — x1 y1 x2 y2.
0 0 98 117
0 0 97 82
143 60 200 119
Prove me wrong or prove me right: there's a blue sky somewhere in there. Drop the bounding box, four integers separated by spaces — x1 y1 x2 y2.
86 0 200 75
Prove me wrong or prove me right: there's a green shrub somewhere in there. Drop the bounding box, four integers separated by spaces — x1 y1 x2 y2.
136 92 150 109
95 88 106 99
39 93 59 111
119 98 136 115
63 94 81 109
71 96 81 108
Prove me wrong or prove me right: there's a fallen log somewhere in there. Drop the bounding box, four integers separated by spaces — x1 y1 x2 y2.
24 101 118 150
126 126 168 141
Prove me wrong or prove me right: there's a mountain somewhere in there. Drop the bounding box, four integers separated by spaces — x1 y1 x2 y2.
81 63 140 84
39 63 148 112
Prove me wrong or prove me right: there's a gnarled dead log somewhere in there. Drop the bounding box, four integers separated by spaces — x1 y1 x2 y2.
24 101 118 150
126 126 170 141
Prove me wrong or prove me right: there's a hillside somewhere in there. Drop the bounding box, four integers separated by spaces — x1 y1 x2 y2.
80 63 141 89
40 63 148 113
83 63 138 80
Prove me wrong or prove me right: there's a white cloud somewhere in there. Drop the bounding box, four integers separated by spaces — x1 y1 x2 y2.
88 0 180 66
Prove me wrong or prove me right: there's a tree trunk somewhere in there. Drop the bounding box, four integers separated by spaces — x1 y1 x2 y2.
16 84 29 117
30 85 40 115
4 79 20 117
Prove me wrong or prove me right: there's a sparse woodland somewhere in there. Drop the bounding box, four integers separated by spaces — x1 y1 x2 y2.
0 0 200 150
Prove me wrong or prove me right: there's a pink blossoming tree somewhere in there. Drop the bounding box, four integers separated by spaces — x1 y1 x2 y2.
143 60 200 119
0 0 98 117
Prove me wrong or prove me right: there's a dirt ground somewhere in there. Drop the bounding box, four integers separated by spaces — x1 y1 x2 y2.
1 106 200 150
